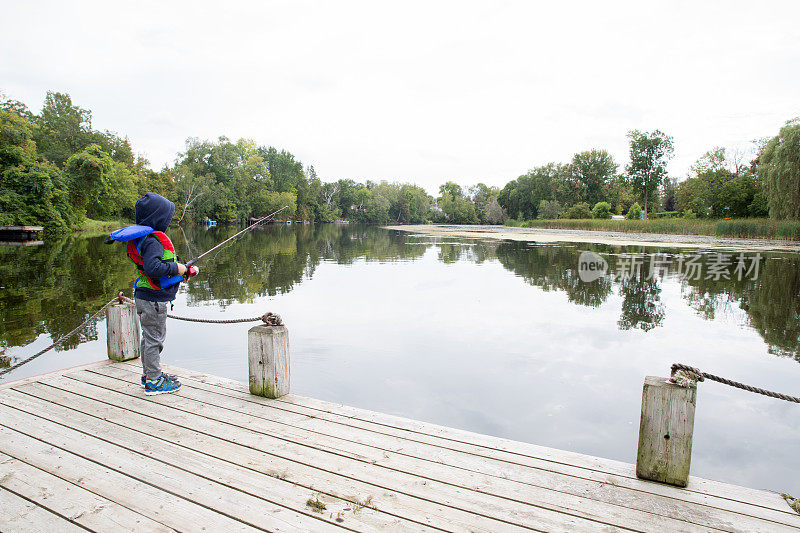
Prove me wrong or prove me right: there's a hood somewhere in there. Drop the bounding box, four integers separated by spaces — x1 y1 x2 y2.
134 193 175 232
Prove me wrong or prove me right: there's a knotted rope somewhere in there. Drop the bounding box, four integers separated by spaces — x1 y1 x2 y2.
118 295 283 325
670 363 800 404
0 293 282 378
167 312 283 325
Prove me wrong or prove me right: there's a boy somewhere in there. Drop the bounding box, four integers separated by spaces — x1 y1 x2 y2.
129 192 190 395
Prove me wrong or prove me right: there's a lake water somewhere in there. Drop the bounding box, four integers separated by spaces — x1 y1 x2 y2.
2 224 799 494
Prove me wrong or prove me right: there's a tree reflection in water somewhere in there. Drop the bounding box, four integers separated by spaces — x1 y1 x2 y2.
2 225 799 366
0 224 427 365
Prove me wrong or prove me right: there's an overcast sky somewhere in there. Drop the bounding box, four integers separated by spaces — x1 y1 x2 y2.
2 0 798 194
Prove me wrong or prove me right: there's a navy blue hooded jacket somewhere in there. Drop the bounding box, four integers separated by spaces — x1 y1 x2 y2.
133 193 180 302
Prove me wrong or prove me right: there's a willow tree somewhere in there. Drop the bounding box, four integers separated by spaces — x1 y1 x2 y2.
759 119 800 220
625 130 674 216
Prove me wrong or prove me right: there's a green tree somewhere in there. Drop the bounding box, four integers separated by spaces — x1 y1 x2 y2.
568 149 617 206
662 177 677 212
438 181 478 224
34 91 94 167
0 110 74 230
317 181 341 222
498 164 563 220
606 174 637 215
170 137 317 224
363 185 391 223
396 184 432 223
676 147 763 218
469 183 499 223
691 146 727 175
94 131 135 166
563 202 592 219
64 144 114 218
591 201 612 219
0 92 33 121
261 146 304 193
84 160 139 219
748 188 769 217
136 157 175 200
484 197 506 224
334 179 359 219
686 148 734 217
625 130 674 216
0 109 36 168
760 119 800 219
553 164 587 207
626 202 642 220
537 199 562 219
676 178 710 216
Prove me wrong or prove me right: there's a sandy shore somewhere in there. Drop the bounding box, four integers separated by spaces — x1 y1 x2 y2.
384 224 800 252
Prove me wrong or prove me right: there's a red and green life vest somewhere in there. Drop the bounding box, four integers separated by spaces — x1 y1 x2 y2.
126 231 183 290
107 225 183 290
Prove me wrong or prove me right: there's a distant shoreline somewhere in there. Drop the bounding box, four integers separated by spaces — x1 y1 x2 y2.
384 224 800 252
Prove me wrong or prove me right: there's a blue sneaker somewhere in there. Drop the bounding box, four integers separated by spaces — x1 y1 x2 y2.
141 373 178 388
144 375 181 396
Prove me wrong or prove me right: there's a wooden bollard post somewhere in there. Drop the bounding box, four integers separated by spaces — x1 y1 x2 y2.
248 325 290 398
106 302 140 361
636 376 697 487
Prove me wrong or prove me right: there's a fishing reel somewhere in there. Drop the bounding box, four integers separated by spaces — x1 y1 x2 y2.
184 265 199 280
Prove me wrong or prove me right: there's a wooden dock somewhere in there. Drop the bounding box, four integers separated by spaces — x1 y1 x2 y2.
1 360 798 532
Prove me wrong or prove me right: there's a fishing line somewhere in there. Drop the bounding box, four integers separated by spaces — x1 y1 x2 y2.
186 206 289 266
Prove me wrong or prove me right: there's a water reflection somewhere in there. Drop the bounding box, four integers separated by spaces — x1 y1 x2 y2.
617 274 665 332
496 244 800 359
494 243 613 308
0 225 427 365
181 224 427 305
683 253 800 362
0 235 135 363
2 224 800 366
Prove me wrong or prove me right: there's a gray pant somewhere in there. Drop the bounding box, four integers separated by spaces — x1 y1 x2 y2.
135 298 168 381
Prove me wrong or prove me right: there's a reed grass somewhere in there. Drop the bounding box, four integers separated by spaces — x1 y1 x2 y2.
517 218 800 240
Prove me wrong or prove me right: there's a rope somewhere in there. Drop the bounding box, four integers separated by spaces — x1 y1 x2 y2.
0 297 119 378
167 312 282 325
671 363 800 404
119 296 283 325
0 294 283 378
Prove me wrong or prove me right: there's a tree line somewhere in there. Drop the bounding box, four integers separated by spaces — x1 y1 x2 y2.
1 90 798 232
499 130 778 223
0 90 499 229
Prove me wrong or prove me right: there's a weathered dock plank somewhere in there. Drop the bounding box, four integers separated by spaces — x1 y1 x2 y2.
0 486 85 533
12 379 522 533
0 388 423 532
1 360 798 533
273 391 794 516
0 412 269 533
117 361 800 532
134 361 798 524
86 364 788 532
36 370 609 532
202 379 792 523
0 451 172 532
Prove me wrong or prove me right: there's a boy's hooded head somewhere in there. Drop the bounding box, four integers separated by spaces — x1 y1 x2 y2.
135 193 175 232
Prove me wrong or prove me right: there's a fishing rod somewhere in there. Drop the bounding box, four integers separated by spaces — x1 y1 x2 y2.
186 205 289 267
